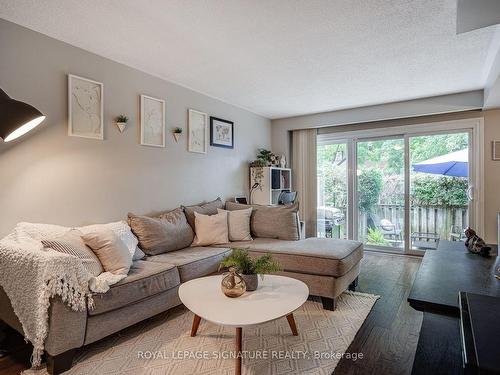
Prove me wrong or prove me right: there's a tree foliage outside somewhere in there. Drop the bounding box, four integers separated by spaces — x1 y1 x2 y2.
411 176 468 206
317 132 469 211
358 169 383 212
317 143 347 208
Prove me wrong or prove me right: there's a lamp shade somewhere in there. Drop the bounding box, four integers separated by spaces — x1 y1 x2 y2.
0 88 45 142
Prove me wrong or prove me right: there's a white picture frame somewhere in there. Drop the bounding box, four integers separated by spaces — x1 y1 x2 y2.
188 109 208 154
68 74 104 140
493 140 500 161
140 95 166 147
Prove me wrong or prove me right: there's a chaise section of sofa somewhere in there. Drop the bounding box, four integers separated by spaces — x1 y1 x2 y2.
215 237 363 310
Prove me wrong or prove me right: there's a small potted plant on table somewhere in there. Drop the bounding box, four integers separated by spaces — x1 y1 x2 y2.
219 249 281 291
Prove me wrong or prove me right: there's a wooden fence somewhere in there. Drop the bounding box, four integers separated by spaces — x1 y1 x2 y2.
373 204 468 240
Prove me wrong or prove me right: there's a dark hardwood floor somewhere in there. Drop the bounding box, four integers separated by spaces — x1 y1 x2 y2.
0 252 423 375
334 251 423 375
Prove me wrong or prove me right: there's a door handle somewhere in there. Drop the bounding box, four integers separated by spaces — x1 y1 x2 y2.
467 186 474 201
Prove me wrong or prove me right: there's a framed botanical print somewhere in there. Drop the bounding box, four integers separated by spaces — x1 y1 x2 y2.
140 95 166 147
188 109 208 154
68 74 104 140
210 117 234 149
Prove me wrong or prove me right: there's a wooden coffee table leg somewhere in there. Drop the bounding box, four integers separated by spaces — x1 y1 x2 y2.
286 313 298 336
190 314 201 337
236 327 242 375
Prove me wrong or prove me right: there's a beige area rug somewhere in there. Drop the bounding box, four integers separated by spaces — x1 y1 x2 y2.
24 291 379 375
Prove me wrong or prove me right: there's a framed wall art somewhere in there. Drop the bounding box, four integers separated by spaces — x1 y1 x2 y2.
210 116 234 149
140 95 165 147
68 74 104 140
188 109 208 154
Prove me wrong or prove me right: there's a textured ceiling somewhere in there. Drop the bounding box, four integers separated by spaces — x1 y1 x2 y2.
0 0 496 119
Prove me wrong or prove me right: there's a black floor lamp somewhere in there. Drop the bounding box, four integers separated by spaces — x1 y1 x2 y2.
0 88 45 142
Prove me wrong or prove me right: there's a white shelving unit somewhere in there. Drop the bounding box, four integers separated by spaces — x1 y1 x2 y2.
250 167 292 205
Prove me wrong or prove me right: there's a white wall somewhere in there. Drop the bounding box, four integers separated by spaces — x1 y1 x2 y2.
0 19 271 237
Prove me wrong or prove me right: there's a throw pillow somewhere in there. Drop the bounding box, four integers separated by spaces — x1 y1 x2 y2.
217 208 252 241
191 211 229 246
128 208 194 255
82 229 132 276
41 229 103 277
78 221 139 259
132 247 146 260
182 197 224 229
225 201 301 240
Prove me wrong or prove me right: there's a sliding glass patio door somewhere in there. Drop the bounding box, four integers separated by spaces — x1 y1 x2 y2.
316 119 481 254
408 131 471 251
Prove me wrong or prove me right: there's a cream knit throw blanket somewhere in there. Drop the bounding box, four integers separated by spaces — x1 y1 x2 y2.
0 226 126 367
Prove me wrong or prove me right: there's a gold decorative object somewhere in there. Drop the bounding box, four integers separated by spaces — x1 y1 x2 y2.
221 267 246 298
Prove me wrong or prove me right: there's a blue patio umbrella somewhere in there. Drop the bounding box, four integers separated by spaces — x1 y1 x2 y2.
412 148 468 177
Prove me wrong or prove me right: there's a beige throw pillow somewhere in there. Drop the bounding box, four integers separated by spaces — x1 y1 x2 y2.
225 201 301 240
191 211 229 246
128 208 194 255
217 208 252 241
82 229 133 276
182 197 224 229
41 229 103 277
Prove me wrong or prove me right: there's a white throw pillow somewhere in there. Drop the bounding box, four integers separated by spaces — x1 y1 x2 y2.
191 211 229 246
78 221 139 258
82 229 133 276
217 208 252 241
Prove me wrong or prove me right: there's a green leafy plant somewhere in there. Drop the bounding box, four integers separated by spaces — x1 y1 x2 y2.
116 114 128 123
219 248 282 276
256 148 275 164
411 176 467 207
366 228 389 246
358 169 383 213
173 127 183 134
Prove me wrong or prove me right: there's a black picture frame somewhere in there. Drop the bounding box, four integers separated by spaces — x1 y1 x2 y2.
210 116 234 149
234 196 248 204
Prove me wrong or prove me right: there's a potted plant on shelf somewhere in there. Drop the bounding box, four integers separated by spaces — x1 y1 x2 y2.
219 249 282 291
172 127 183 143
115 115 128 133
256 148 276 167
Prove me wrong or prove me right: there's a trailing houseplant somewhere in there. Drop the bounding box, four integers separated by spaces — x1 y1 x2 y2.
219 248 282 291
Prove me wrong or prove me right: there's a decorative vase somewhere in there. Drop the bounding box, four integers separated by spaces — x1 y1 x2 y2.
241 274 258 291
221 268 246 298
173 133 181 143
116 122 127 133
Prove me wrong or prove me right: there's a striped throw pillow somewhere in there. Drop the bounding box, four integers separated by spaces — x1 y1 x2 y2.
42 229 103 277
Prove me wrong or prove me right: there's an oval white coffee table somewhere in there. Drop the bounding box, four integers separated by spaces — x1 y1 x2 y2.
179 274 309 375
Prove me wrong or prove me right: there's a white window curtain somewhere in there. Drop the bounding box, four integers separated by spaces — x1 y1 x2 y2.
292 129 317 238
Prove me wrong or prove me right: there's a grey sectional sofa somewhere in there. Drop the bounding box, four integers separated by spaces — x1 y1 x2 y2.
0 200 362 374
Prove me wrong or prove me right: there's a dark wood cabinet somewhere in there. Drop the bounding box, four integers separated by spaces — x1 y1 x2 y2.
408 241 500 375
